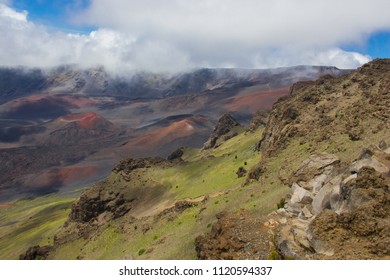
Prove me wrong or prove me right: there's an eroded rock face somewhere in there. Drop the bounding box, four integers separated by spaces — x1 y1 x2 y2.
203 114 240 150
70 190 133 223
270 145 390 259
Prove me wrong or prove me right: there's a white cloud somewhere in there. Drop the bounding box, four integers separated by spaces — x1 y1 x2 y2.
253 48 370 69
0 3 27 23
1 1 389 73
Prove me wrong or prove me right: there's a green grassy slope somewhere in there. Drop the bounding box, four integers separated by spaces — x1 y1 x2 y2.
0 195 74 259
46 125 291 260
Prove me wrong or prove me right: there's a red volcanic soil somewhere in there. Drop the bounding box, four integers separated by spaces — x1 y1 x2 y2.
226 87 289 113
51 166 99 185
61 112 103 129
130 119 196 149
0 204 13 209
30 165 99 189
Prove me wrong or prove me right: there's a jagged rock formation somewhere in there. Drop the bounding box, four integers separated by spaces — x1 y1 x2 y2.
70 188 132 223
247 110 270 133
270 144 390 259
203 114 240 149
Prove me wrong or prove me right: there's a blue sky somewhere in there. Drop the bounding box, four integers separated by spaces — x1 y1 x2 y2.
1 0 389 72
11 0 93 33
342 31 390 59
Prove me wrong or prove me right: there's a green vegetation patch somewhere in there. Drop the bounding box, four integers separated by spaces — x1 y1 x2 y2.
0 195 74 259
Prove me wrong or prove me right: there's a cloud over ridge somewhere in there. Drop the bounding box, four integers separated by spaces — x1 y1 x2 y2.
1 0 390 73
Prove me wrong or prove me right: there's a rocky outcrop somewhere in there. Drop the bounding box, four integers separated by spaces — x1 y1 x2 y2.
257 59 390 157
70 189 133 223
113 157 169 174
19 245 52 260
270 144 390 259
69 158 172 224
203 114 240 149
167 147 184 161
247 110 270 133
236 167 247 178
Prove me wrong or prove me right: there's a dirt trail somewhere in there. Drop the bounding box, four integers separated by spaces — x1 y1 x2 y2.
133 191 226 218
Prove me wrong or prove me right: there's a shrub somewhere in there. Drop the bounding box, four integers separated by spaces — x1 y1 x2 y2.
277 198 286 209
138 249 146 256
268 248 281 260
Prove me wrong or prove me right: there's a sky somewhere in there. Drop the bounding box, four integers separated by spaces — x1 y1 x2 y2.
0 0 389 74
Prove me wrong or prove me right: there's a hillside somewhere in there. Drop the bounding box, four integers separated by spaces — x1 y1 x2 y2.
0 59 388 260
3 115 275 259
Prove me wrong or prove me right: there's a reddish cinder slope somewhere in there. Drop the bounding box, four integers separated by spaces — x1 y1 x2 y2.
45 112 117 146
131 119 196 147
51 166 99 185
29 165 99 191
61 112 104 129
226 87 289 113
126 116 210 154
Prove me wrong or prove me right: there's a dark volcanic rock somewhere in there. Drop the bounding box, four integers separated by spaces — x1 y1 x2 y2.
113 157 169 173
203 114 240 149
20 245 52 260
70 190 133 223
236 167 247 178
167 147 184 161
